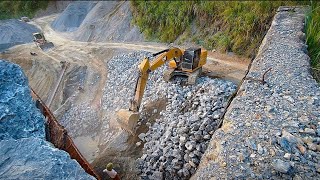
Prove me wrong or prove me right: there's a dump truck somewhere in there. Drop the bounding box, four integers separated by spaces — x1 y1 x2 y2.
33 32 54 51
116 47 207 134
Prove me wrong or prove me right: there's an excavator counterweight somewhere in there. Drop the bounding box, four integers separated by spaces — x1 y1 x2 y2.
116 47 207 134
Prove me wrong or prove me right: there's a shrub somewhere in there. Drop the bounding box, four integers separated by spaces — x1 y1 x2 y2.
306 2 320 82
0 1 48 20
131 1 307 57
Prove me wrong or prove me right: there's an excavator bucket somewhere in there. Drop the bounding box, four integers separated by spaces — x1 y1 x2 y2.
39 42 54 51
115 109 140 135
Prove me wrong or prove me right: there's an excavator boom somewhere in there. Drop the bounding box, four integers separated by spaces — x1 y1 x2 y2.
116 48 183 134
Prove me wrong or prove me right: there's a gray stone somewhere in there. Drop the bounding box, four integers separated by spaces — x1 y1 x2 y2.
185 141 195 151
138 133 146 141
272 159 293 174
257 144 264 155
0 60 45 140
246 138 257 150
0 138 94 179
304 128 316 135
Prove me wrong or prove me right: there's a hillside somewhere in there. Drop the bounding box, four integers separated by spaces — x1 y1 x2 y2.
130 1 307 57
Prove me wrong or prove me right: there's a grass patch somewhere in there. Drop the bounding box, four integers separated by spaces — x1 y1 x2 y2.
131 1 307 58
306 2 320 82
0 1 49 20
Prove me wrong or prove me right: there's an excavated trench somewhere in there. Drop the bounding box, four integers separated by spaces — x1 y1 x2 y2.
0 2 251 179
2 43 248 179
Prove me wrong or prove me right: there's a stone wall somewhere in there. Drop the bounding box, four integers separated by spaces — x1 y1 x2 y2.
192 7 320 179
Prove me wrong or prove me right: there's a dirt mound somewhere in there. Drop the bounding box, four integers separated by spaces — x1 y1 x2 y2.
51 1 96 32
51 1 144 42
0 19 40 52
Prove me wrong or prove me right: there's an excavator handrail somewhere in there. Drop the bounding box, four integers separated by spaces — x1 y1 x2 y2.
152 48 169 57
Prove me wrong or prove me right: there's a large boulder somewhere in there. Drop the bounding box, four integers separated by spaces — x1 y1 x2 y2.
0 60 45 140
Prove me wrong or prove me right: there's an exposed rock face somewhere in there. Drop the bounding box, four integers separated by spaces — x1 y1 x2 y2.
0 60 94 179
0 138 95 180
0 60 45 140
192 7 320 179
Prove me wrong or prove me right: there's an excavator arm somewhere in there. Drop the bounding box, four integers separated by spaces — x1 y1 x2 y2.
130 47 183 112
116 47 183 133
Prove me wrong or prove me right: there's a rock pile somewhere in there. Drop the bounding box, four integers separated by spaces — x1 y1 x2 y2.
0 19 40 52
51 1 143 42
60 102 100 138
99 51 237 179
51 1 96 32
136 78 236 179
100 51 152 147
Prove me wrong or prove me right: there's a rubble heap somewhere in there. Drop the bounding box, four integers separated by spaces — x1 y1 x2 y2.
100 51 237 179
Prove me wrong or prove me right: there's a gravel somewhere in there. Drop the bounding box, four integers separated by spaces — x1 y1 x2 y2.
192 7 320 179
51 1 96 32
51 1 143 42
0 19 40 52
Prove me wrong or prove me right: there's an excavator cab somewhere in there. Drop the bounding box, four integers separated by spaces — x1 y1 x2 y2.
116 47 207 134
181 48 201 72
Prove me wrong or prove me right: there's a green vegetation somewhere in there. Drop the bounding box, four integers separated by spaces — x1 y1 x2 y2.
0 1 49 20
306 2 320 82
131 1 306 57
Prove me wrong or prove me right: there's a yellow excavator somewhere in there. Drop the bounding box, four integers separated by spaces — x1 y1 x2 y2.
116 47 207 134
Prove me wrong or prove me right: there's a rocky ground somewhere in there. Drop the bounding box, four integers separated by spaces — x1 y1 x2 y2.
94 51 237 179
136 77 236 179
192 7 320 179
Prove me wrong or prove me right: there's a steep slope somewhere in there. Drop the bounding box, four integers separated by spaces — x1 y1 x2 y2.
51 1 143 42
51 1 96 32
